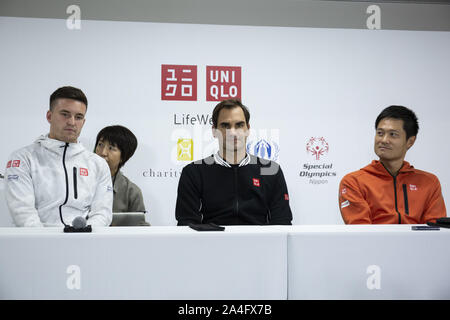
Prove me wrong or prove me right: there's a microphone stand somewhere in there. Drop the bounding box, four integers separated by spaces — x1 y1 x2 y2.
64 224 92 233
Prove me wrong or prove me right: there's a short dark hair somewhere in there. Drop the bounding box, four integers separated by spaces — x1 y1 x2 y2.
50 86 88 111
212 99 250 128
95 125 138 170
375 105 419 139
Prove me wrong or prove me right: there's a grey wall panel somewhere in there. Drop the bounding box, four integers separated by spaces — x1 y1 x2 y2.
1 0 450 31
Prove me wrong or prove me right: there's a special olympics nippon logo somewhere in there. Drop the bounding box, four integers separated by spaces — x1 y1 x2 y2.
306 137 329 160
247 139 280 161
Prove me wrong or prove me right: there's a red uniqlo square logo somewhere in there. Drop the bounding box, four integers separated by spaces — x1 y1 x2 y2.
161 65 197 101
80 168 88 176
284 194 289 201
12 160 20 167
6 160 12 168
253 178 260 187
206 66 241 101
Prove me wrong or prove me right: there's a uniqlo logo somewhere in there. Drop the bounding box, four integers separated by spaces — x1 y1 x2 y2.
161 65 197 101
80 168 88 176
284 194 289 201
253 178 260 187
410 184 418 191
206 66 241 101
12 160 20 167
6 160 12 168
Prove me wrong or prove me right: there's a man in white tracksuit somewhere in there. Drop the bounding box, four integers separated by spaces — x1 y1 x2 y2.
4 86 113 227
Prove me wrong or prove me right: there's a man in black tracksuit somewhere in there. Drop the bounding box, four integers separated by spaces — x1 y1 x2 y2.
175 99 292 226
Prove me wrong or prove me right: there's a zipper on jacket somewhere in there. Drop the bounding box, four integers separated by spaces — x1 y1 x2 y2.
58 143 70 227
73 167 78 199
381 162 402 224
402 184 409 215
392 176 401 224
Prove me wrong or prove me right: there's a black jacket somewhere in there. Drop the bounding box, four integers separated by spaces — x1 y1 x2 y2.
175 154 292 225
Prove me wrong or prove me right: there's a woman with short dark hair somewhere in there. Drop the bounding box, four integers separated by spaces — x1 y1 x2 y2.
95 125 146 214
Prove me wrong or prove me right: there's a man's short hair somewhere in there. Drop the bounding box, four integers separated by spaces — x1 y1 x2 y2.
50 86 88 111
95 125 138 170
375 105 419 139
212 99 250 128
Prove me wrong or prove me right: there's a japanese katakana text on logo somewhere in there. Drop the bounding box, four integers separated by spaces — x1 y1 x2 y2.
161 65 197 101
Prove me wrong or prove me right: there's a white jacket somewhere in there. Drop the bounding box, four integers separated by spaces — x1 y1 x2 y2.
5 135 113 227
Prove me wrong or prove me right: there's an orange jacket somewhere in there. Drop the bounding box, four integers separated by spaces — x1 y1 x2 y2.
339 160 447 224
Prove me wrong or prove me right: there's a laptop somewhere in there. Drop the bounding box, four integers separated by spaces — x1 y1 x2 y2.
110 212 149 226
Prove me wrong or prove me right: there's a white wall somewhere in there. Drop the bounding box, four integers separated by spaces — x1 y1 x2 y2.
1 17 449 226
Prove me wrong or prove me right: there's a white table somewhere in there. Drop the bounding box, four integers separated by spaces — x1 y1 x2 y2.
1 224 449 300
287 225 450 299
0 226 287 300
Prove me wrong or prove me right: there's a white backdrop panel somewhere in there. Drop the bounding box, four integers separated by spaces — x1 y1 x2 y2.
0 17 449 226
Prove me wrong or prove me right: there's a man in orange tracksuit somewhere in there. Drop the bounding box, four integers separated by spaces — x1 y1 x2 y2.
339 105 446 224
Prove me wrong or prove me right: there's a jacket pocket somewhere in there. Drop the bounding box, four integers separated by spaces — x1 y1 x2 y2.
73 167 78 199
402 184 409 215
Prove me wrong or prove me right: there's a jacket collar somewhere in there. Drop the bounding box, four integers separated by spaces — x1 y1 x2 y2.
364 160 415 177
214 152 251 168
35 134 85 156
113 170 124 194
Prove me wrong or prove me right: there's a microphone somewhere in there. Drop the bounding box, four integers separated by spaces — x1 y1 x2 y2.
72 216 87 229
64 216 92 233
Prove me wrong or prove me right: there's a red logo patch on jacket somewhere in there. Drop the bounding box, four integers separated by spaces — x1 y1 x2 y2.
12 160 20 167
284 194 289 201
253 178 260 187
80 168 88 176
6 160 12 168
